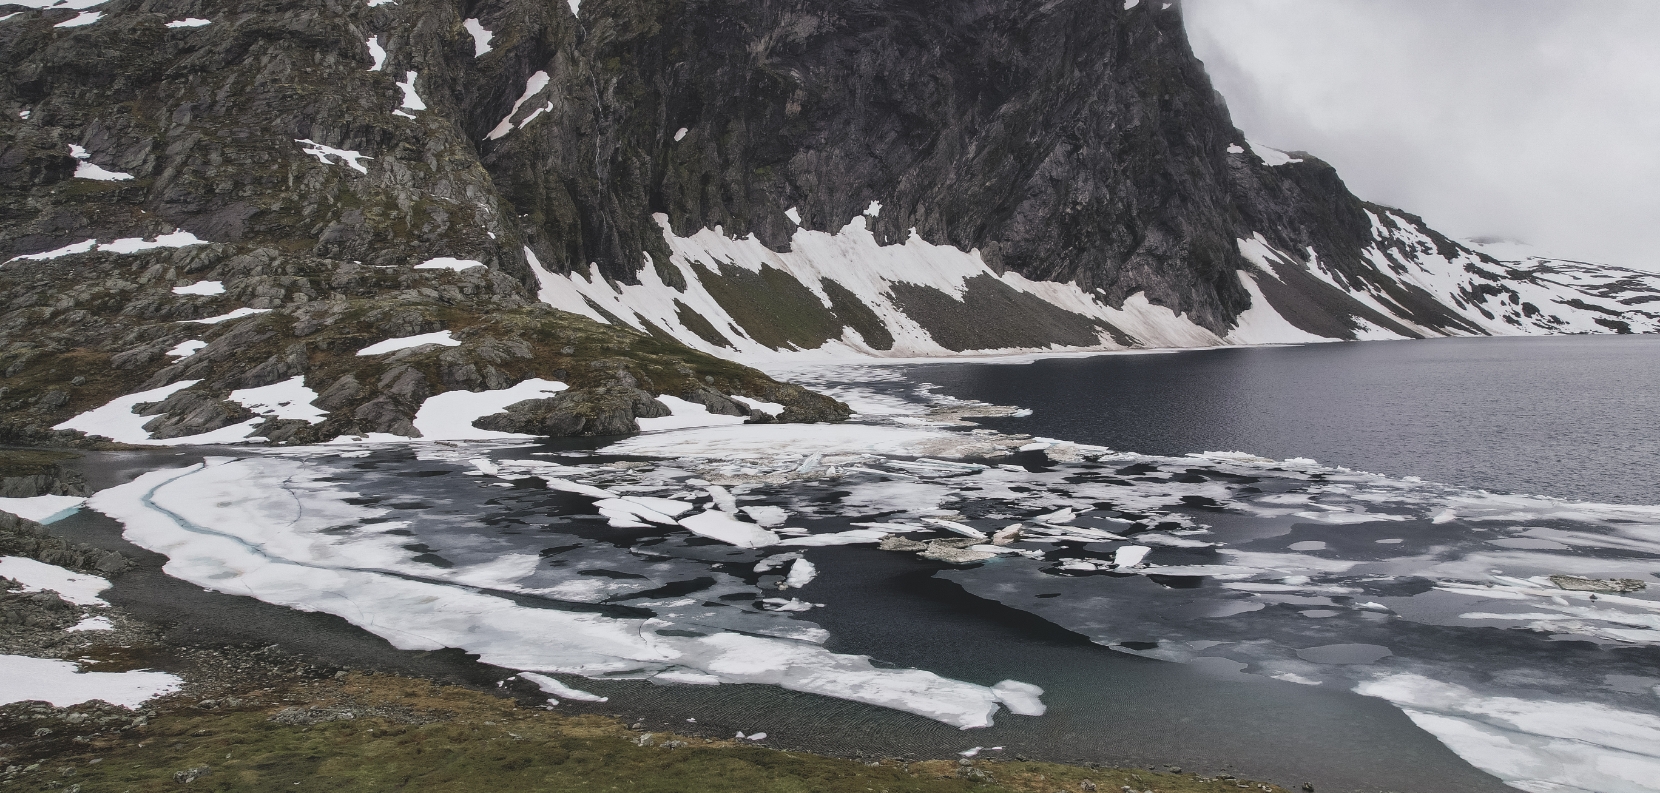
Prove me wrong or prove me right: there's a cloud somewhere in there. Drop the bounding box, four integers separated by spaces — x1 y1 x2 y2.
1183 0 1660 271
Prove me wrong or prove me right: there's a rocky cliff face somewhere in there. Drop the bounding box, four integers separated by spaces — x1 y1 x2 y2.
0 0 1653 445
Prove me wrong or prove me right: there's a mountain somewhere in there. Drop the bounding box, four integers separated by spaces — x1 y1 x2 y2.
1 0 1653 446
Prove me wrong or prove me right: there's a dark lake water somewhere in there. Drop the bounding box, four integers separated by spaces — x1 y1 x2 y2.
914 335 1660 505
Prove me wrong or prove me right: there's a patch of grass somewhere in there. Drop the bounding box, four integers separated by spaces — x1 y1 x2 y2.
696 262 842 351
28 674 1286 793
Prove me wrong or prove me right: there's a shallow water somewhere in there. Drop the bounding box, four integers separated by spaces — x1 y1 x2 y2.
912 335 1660 504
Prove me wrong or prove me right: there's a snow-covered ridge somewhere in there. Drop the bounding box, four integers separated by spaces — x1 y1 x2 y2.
524 209 1657 365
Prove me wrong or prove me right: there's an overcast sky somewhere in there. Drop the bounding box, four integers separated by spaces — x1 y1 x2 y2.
1183 0 1660 272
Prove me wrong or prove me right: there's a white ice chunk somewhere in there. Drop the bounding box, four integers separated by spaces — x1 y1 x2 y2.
54 11 101 27
171 280 224 296
0 495 86 524
1356 674 1660 793
463 18 494 56
296 139 371 174
413 257 484 271
229 376 326 424
519 672 607 702
486 71 551 140
0 557 108 605
365 35 386 71
183 307 269 324
166 17 210 28
1113 545 1152 568
395 71 426 111
594 498 680 527
923 518 987 540
990 680 1047 716
741 505 788 526
784 557 817 588
356 330 461 355
411 378 569 440
0 655 180 708
637 395 748 431
678 510 779 548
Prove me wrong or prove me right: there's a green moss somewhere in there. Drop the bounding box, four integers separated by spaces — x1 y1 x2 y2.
820 278 895 350
32 674 1286 793
695 262 842 351
672 299 734 349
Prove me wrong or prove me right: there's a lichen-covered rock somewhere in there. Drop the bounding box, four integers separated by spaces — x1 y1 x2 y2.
474 386 671 437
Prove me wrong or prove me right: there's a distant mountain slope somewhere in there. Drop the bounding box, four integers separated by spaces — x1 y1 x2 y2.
0 0 1651 444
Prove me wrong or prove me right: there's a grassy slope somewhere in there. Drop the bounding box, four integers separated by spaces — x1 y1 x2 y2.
24 673 1285 793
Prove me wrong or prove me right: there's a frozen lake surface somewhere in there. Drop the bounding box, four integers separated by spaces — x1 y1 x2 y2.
62 335 1660 793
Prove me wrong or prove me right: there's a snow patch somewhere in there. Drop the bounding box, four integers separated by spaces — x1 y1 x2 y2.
365 36 386 71
0 495 86 524
296 139 371 174
54 10 101 27
182 307 269 324
356 330 461 356
0 655 181 708
463 19 493 56
674 127 688 141
395 71 425 111
637 395 749 432
171 280 223 296
229 376 326 424
165 17 210 28
486 71 551 140
165 340 206 359
411 378 568 440
0 557 108 606
413 257 484 271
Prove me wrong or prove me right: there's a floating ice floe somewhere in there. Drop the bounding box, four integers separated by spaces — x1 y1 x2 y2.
165 17 209 27
413 256 484 271
356 330 461 356
0 495 86 524
463 18 493 56
296 139 371 174
171 280 223 295
88 459 1047 729
0 557 109 605
0 655 181 708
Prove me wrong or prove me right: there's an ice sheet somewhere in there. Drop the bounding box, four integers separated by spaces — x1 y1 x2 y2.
88 460 1041 729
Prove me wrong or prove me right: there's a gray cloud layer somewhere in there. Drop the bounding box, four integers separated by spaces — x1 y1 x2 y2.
1184 0 1660 271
